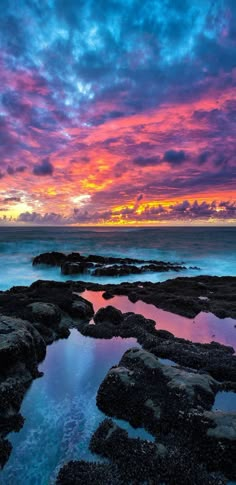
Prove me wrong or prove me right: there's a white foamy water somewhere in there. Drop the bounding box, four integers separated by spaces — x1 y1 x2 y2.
0 226 235 290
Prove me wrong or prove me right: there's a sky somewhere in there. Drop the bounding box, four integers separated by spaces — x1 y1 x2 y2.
0 0 235 226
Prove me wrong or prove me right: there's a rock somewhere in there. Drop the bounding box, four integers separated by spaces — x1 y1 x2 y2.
92 264 142 277
58 418 228 485
196 411 236 478
0 439 12 469
0 314 46 466
69 296 94 319
26 302 61 327
94 306 124 325
69 275 236 320
90 418 167 483
61 261 91 275
33 251 191 277
56 460 121 485
97 348 219 434
33 251 66 266
0 282 94 467
79 307 236 383
0 314 46 370
205 410 236 441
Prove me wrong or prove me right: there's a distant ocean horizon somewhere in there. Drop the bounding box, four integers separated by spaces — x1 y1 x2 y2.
0 226 235 291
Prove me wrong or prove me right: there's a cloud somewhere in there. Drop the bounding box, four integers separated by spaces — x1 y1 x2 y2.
0 0 235 224
33 158 54 176
7 165 26 175
15 199 236 225
133 156 160 166
163 149 186 165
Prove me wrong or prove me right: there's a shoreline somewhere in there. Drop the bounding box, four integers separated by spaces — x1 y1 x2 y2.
0 269 235 483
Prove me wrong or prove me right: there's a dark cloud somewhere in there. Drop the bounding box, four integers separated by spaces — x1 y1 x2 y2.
0 0 235 223
3 197 21 203
7 165 26 175
33 158 54 176
15 199 236 225
163 150 186 165
133 156 160 166
198 151 210 165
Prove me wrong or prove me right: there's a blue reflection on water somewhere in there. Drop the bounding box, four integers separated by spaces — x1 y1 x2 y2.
0 331 152 485
213 391 236 412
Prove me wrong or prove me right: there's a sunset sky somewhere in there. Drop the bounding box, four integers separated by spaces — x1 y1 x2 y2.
0 0 235 225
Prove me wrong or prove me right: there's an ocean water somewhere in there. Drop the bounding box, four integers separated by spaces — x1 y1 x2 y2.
83 291 236 348
0 331 153 485
0 226 236 484
0 226 235 290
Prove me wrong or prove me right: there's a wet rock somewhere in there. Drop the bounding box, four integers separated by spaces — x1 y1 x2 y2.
61 261 92 275
79 307 236 383
0 439 12 469
94 305 124 325
56 460 121 485
33 251 190 277
90 418 167 483
33 251 66 266
69 296 94 319
196 410 236 478
73 276 236 320
58 418 228 485
26 302 61 327
0 282 94 467
97 348 219 433
93 349 234 482
92 264 143 277
0 314 46 370
0 314 46 466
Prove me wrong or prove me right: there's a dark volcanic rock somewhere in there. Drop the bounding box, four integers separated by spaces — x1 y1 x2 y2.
92 264 143 277
61 261 93 275
33 251 189 277
79 309 236 382
56 460 121 485
88 418 227 485
94 305 124 325
0 282 94 467
0 439 12 469
0 314 46 466
26 302 61 327
76 275 236 320
57 416 228 485
94 349 235 481
97 348 219 432
199 411 236 478
32 251 66 266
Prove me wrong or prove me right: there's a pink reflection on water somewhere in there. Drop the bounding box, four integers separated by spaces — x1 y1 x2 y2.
82 290 236 349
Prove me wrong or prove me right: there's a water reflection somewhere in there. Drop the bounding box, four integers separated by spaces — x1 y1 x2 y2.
0 331 140 485
213 392 236 412
82 290 236 348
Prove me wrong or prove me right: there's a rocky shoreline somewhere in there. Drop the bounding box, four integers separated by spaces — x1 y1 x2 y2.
0 284 94 468
33 250 198 277
0 262 235 483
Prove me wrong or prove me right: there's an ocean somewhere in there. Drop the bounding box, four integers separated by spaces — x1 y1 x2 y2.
0 226 235 290
0 225 236 484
